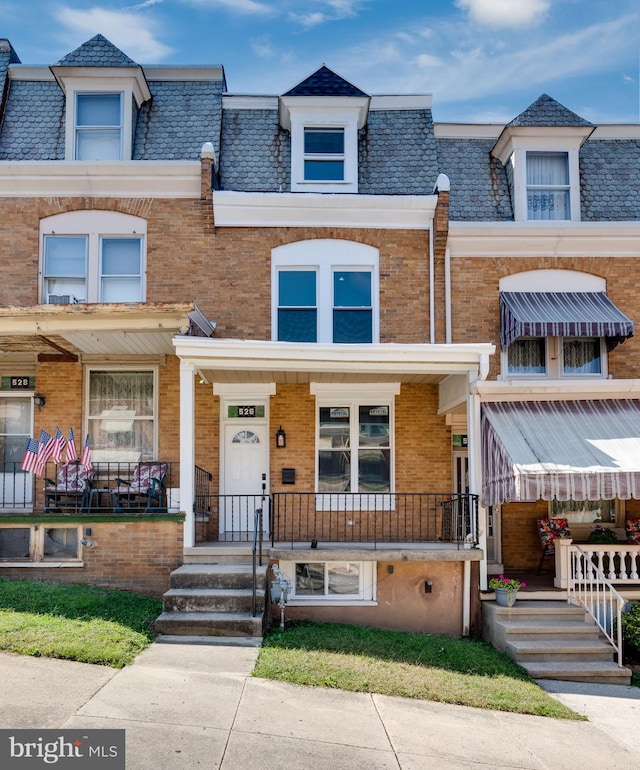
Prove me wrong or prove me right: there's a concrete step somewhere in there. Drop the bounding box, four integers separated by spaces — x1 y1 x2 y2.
502 620 602 638
155 611 264 637
482 598 631 685
523 660 632 685
183 546 256 565
507 638 616 662
162 587 265 613
169 563 267 590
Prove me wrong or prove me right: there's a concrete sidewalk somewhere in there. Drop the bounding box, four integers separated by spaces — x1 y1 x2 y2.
1 639 639 769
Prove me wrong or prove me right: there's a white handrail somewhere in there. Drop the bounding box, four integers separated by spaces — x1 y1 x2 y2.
568 544 625 667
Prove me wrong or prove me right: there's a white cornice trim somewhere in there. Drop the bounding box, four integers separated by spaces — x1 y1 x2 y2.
0 161 201 198
223 95 278 109
143 65 224 82
8 65 56 81
212 191 437 228
369 95 431 110
173 337 496 376
473 379 640 400
448 221 640 258
589 125 640 140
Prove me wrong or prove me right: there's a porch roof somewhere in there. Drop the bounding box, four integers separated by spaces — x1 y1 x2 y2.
481 398 640 506
0 303 214 359
172 337 495 385
500 291 634 350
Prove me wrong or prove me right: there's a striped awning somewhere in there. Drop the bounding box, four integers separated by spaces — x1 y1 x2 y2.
481 399 640 506
500 292 634 350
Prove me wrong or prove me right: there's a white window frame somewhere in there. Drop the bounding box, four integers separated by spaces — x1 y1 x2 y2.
499 271 609 379
311 382 399 498
277 559 376 606
501 336 607 380
74 91 124 161
40 210 147 304
0 524 83 566
59 75 140 161
508 143 580 222
84 365 159 463
525 150 571 221
302 127 345 182
272 240 379 343
290 110 358 193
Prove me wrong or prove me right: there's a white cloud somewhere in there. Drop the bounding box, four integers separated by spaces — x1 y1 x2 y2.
54 6 174 61
289 0 363 28
456 0 550 29
183 0 271 12
415 53 442 68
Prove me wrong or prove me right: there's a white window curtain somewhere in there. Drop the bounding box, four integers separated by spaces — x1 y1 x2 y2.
563 338 601 374
527 152 570 220
88 371 154 461
507 338 546 374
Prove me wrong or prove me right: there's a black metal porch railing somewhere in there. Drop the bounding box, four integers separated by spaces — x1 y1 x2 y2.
271 492 479 549
193 491 478 547
6 460 179 514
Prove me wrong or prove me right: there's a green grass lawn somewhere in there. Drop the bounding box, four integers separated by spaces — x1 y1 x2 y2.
254 621 583 719
0 578 162 668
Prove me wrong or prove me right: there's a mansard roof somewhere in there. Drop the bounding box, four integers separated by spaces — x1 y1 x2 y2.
53 34 138 68
282 65 368 97
508 93 593 128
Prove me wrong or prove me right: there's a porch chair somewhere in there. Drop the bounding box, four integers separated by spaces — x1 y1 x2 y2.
536 517 571 574
111 462 168 512
625 518 640 544
44 462 94 512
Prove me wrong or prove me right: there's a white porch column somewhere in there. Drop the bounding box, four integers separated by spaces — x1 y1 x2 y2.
180 360 196 548
555 538 573 589
467 380 487 589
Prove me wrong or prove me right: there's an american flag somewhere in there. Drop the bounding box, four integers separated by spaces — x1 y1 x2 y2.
52 427 66 464
35 430 54 476
20 437 40 474
66 427 78 465
81 433 93 473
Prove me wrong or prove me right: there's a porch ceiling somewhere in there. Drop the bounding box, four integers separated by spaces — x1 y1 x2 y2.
0 303 214 359
174 337 496 385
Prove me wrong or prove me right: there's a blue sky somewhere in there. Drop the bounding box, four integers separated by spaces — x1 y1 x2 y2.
2 0 639 123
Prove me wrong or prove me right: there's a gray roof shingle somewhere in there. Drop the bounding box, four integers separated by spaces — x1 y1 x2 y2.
508 93 592 127
53 34 138 68
0 80 65 160
283 65 368 97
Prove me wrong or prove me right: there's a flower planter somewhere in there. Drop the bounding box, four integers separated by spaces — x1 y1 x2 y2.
494 587 518 607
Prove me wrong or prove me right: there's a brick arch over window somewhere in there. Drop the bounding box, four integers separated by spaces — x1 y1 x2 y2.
271 239 380 344
40 210 147 305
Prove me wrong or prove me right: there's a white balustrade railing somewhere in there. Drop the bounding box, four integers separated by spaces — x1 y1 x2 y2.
565 543 626 667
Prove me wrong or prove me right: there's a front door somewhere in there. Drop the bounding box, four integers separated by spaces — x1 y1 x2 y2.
222 422 268 538
0 396 33 508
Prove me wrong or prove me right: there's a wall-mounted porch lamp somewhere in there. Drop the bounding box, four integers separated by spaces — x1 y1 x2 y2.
275 426 286 448
33 394 46 409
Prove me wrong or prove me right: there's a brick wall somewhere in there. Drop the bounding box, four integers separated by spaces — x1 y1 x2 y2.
0 519 183 596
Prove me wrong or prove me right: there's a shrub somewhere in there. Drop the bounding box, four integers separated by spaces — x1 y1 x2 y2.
621 602 640 662
586 525 619 544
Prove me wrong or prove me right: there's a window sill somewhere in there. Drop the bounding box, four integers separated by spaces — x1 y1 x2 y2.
285 599 377 607
0 561 84 568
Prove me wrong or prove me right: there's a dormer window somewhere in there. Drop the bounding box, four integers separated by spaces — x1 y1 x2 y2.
49 34 151 162
278 65 370 194
304 127 345 181
526 151 570 220
491 94 594 222
75 93 123 160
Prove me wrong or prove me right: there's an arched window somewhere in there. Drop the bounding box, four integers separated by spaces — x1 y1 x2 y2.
272 239 379 343
40 210 147 304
